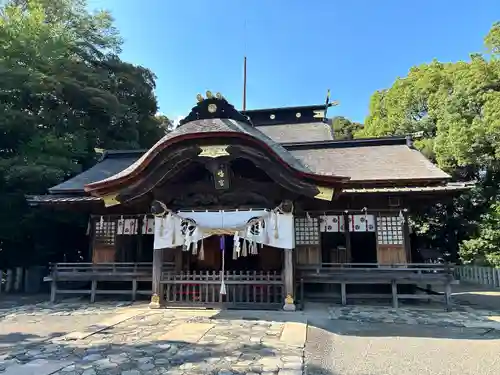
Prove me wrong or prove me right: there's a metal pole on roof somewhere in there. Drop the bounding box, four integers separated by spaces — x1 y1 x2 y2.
243 56 247 111
242 8 248 111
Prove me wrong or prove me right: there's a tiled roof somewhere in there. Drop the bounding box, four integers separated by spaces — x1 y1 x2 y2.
49 152 142 193
85 118 336 189
343 183 470 194
26 195 101 204
290 144 450 182
28 183 470 205
46 138 451 195
256 122 333 143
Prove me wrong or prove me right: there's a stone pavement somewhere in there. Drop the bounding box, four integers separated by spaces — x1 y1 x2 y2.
305 317 500 375
3 296 500 375
451 281 500 312
0 303 306 375
327 304 500 330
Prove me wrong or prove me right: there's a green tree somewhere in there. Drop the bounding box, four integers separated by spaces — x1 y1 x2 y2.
0 0 165 268
331 116 363 140
360 22 500 266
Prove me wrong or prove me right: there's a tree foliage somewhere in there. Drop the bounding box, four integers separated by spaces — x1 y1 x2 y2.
331 116 363 140
0 0 166 268
359 22 500 266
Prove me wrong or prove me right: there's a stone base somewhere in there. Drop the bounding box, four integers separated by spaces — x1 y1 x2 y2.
283 302 296 311
149 301 160 309
149 294 161 309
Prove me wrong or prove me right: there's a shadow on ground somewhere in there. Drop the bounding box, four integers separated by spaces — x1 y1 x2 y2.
209 307 500 341
0 332 304 374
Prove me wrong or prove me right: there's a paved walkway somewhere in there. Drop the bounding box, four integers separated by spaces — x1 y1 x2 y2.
304 317 500 375
2 296 500 375
0 302 306 375
326 304 500 329
451 282 500 312
0 300 137 350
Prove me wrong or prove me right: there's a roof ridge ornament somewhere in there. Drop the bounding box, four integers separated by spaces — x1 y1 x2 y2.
179 91 252 127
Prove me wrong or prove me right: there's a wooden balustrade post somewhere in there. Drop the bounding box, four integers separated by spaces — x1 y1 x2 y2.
14 267 23 292
149 249 163 309
283 248 296 311
5 269 13 293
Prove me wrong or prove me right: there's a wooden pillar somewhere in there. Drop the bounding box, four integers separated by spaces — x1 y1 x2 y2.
283 248 296 311
5 269 13 292
50 278 57 303
136 216 143 262
340 282 347 305
343 211 352 262
88 216 94 262
391 280 398 308
149 248 163 309
90 280 97 303
14 267 23 292
402 210 411 263
174 248 183 272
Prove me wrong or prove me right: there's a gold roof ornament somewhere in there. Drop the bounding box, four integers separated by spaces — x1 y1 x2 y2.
315 186 335 201
206 90 213 99
196 93 204 103
102 193 120 207
199 145 230 158
216 92 223 99
313 109 325 118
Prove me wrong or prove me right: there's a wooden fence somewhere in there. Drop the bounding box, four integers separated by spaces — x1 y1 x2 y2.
0 267 46 294
454 265 500 288
161 270 284 310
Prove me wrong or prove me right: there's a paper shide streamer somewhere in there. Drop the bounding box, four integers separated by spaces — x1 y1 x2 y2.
154 205 283 260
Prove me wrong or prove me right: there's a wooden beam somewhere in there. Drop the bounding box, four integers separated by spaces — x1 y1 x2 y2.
343 211 352 262
402 210 411 262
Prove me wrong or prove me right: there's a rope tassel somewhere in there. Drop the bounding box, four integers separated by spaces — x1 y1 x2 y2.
242 240 248 257
220 236 227 295
198 239 205 260
273 212 279 239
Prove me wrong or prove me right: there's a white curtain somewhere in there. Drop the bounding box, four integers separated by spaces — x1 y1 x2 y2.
153 210 294 250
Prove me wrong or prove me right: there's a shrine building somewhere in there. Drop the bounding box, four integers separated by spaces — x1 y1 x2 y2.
28 93 467 310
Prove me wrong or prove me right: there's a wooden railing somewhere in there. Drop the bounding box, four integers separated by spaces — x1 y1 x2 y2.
296 263 455 310
297 262 454 272
161 270 284 310
455 265 500 288
45 262 175 302
50 262 155 277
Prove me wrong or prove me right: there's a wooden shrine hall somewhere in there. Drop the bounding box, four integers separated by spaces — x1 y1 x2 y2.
28 92 469 310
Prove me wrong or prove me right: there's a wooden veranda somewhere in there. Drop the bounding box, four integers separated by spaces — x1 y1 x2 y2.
46 261 455 310
296 262 456 310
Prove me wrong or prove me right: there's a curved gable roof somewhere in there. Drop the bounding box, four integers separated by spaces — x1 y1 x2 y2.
84 95 349 194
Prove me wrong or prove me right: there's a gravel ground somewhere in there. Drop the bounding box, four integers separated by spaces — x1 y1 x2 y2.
304 317 500 375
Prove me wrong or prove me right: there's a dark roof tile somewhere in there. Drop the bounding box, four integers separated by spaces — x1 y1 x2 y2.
89 118 322 187
49 155 141 193
257 122 333 143
290 145 450 181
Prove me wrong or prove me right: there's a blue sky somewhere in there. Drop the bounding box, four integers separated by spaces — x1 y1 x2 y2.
88 0 499 123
